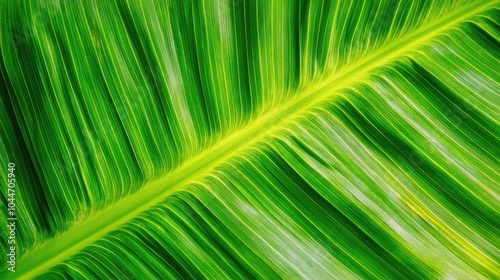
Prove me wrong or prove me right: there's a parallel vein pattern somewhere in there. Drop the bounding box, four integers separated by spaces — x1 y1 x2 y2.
1 0 499 279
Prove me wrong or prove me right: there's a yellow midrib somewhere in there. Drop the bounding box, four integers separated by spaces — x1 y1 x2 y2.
10 1 495 278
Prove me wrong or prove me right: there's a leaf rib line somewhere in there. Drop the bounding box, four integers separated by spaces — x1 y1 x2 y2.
8 0 496 278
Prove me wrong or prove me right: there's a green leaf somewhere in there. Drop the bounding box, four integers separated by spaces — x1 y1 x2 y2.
1 0 499 279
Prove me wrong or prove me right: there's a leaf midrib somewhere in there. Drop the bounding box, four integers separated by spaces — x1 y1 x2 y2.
10 1 495 278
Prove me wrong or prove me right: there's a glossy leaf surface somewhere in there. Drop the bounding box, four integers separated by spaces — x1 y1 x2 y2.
0 0 499 279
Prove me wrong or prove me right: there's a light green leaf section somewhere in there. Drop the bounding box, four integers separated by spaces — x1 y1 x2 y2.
0 0 499 279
